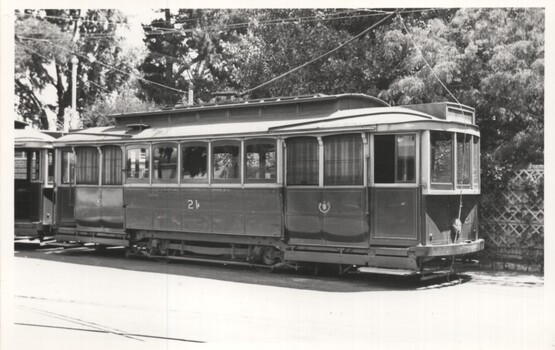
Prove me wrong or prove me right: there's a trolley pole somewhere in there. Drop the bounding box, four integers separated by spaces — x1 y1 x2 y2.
68 55 79 132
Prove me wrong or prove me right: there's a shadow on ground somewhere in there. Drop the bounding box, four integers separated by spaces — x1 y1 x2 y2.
15 242 490 293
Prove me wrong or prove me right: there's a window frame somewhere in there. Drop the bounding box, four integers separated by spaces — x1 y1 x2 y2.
429 131 454 190
152 142 179 184
101 145 123 186
75 146 100 186
370 132 419 188
181 141 209 185
59 148 75 186
125 144 151 185
285 136 320 187
244 138 278 184
211 139 242 185
322 133 364 187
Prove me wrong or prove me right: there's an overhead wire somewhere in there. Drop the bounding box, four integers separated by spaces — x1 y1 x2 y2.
238 9 400 96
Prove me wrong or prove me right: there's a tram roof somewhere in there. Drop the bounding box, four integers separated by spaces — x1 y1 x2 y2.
56 105 478 145
15 129 57 148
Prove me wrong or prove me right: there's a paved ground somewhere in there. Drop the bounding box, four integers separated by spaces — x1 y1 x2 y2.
5 242 552 349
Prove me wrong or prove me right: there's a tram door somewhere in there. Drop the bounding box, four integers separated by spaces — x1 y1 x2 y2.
56 148 76 226
284 135 368 248
369 134 420 247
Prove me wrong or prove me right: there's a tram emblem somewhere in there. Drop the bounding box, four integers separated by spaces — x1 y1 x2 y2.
318 201 331 214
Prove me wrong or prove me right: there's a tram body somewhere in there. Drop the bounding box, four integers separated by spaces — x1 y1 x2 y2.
14 128 57 240
52 94 484 275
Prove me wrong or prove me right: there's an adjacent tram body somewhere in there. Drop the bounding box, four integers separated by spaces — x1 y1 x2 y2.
14 128 57 240
52 94 484 275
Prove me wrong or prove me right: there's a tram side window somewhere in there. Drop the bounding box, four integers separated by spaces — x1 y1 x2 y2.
153 144 178 183
30 150 40 181
75 147 99 185
472 136 480 187
126 147 150 182
457 134 472 187
47 150 54 184
102 146 122 185
324 134 363 186
245 139 276 183
61 150 75 184
286 137 318 186
374 135 415 184
213 141 241 183
431 132 453 184
14 150 27 179
182 142 208 182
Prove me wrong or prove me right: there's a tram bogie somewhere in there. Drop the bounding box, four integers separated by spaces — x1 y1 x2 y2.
42 93 483 276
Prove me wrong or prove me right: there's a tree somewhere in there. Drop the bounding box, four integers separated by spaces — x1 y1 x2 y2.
15 9 145 129
375 8 544 170
139 9 248 105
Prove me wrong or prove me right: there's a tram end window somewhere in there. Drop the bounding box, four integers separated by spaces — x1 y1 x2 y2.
153 144 178 183
245 139 277 183
472 136 480 187
286 137 319 186
374 134 415 184
430 131 453 187
182 143 208 182
457 133 472 188
212 141 241 183
126 147 150 183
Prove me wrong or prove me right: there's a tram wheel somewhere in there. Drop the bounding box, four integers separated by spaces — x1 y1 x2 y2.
262 247 280 265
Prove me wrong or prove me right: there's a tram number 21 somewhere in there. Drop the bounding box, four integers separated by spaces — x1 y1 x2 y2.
187 199 200 210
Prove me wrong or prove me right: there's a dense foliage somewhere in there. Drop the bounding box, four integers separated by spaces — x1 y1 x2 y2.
15 8 544 174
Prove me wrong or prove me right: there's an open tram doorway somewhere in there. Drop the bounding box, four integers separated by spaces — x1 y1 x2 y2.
369 133 420 247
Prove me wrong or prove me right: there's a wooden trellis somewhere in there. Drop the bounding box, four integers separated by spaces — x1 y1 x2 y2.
479 166 544 264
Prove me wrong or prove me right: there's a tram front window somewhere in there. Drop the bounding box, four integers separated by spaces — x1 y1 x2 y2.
431 132 453 185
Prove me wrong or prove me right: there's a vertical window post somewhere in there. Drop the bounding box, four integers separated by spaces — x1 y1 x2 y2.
318 137 324 188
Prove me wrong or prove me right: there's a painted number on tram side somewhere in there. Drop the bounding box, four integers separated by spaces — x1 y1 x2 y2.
187 199 200 210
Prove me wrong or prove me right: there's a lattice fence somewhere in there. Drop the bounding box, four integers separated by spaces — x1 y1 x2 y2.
478 166 544 272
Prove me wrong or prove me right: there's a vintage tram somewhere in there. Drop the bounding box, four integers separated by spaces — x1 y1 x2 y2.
51 93 483 275
14 124 58 241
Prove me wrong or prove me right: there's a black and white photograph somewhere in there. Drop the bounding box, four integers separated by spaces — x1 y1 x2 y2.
1 1 553 349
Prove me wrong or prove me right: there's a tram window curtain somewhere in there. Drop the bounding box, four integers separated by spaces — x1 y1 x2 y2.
75 147 99 185
286 137 318 186
212 140 241 183
153 143 178 183
102 146 122 185
324 134 362 186
182 142 208 182
126 146 150 183
245 139 277 183
430 132 453 184
457 133 472 187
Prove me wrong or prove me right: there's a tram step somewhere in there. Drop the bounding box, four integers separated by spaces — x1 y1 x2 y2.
357 266 417 276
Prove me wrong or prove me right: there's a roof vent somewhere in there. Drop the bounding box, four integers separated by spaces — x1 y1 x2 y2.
125 123 150 134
